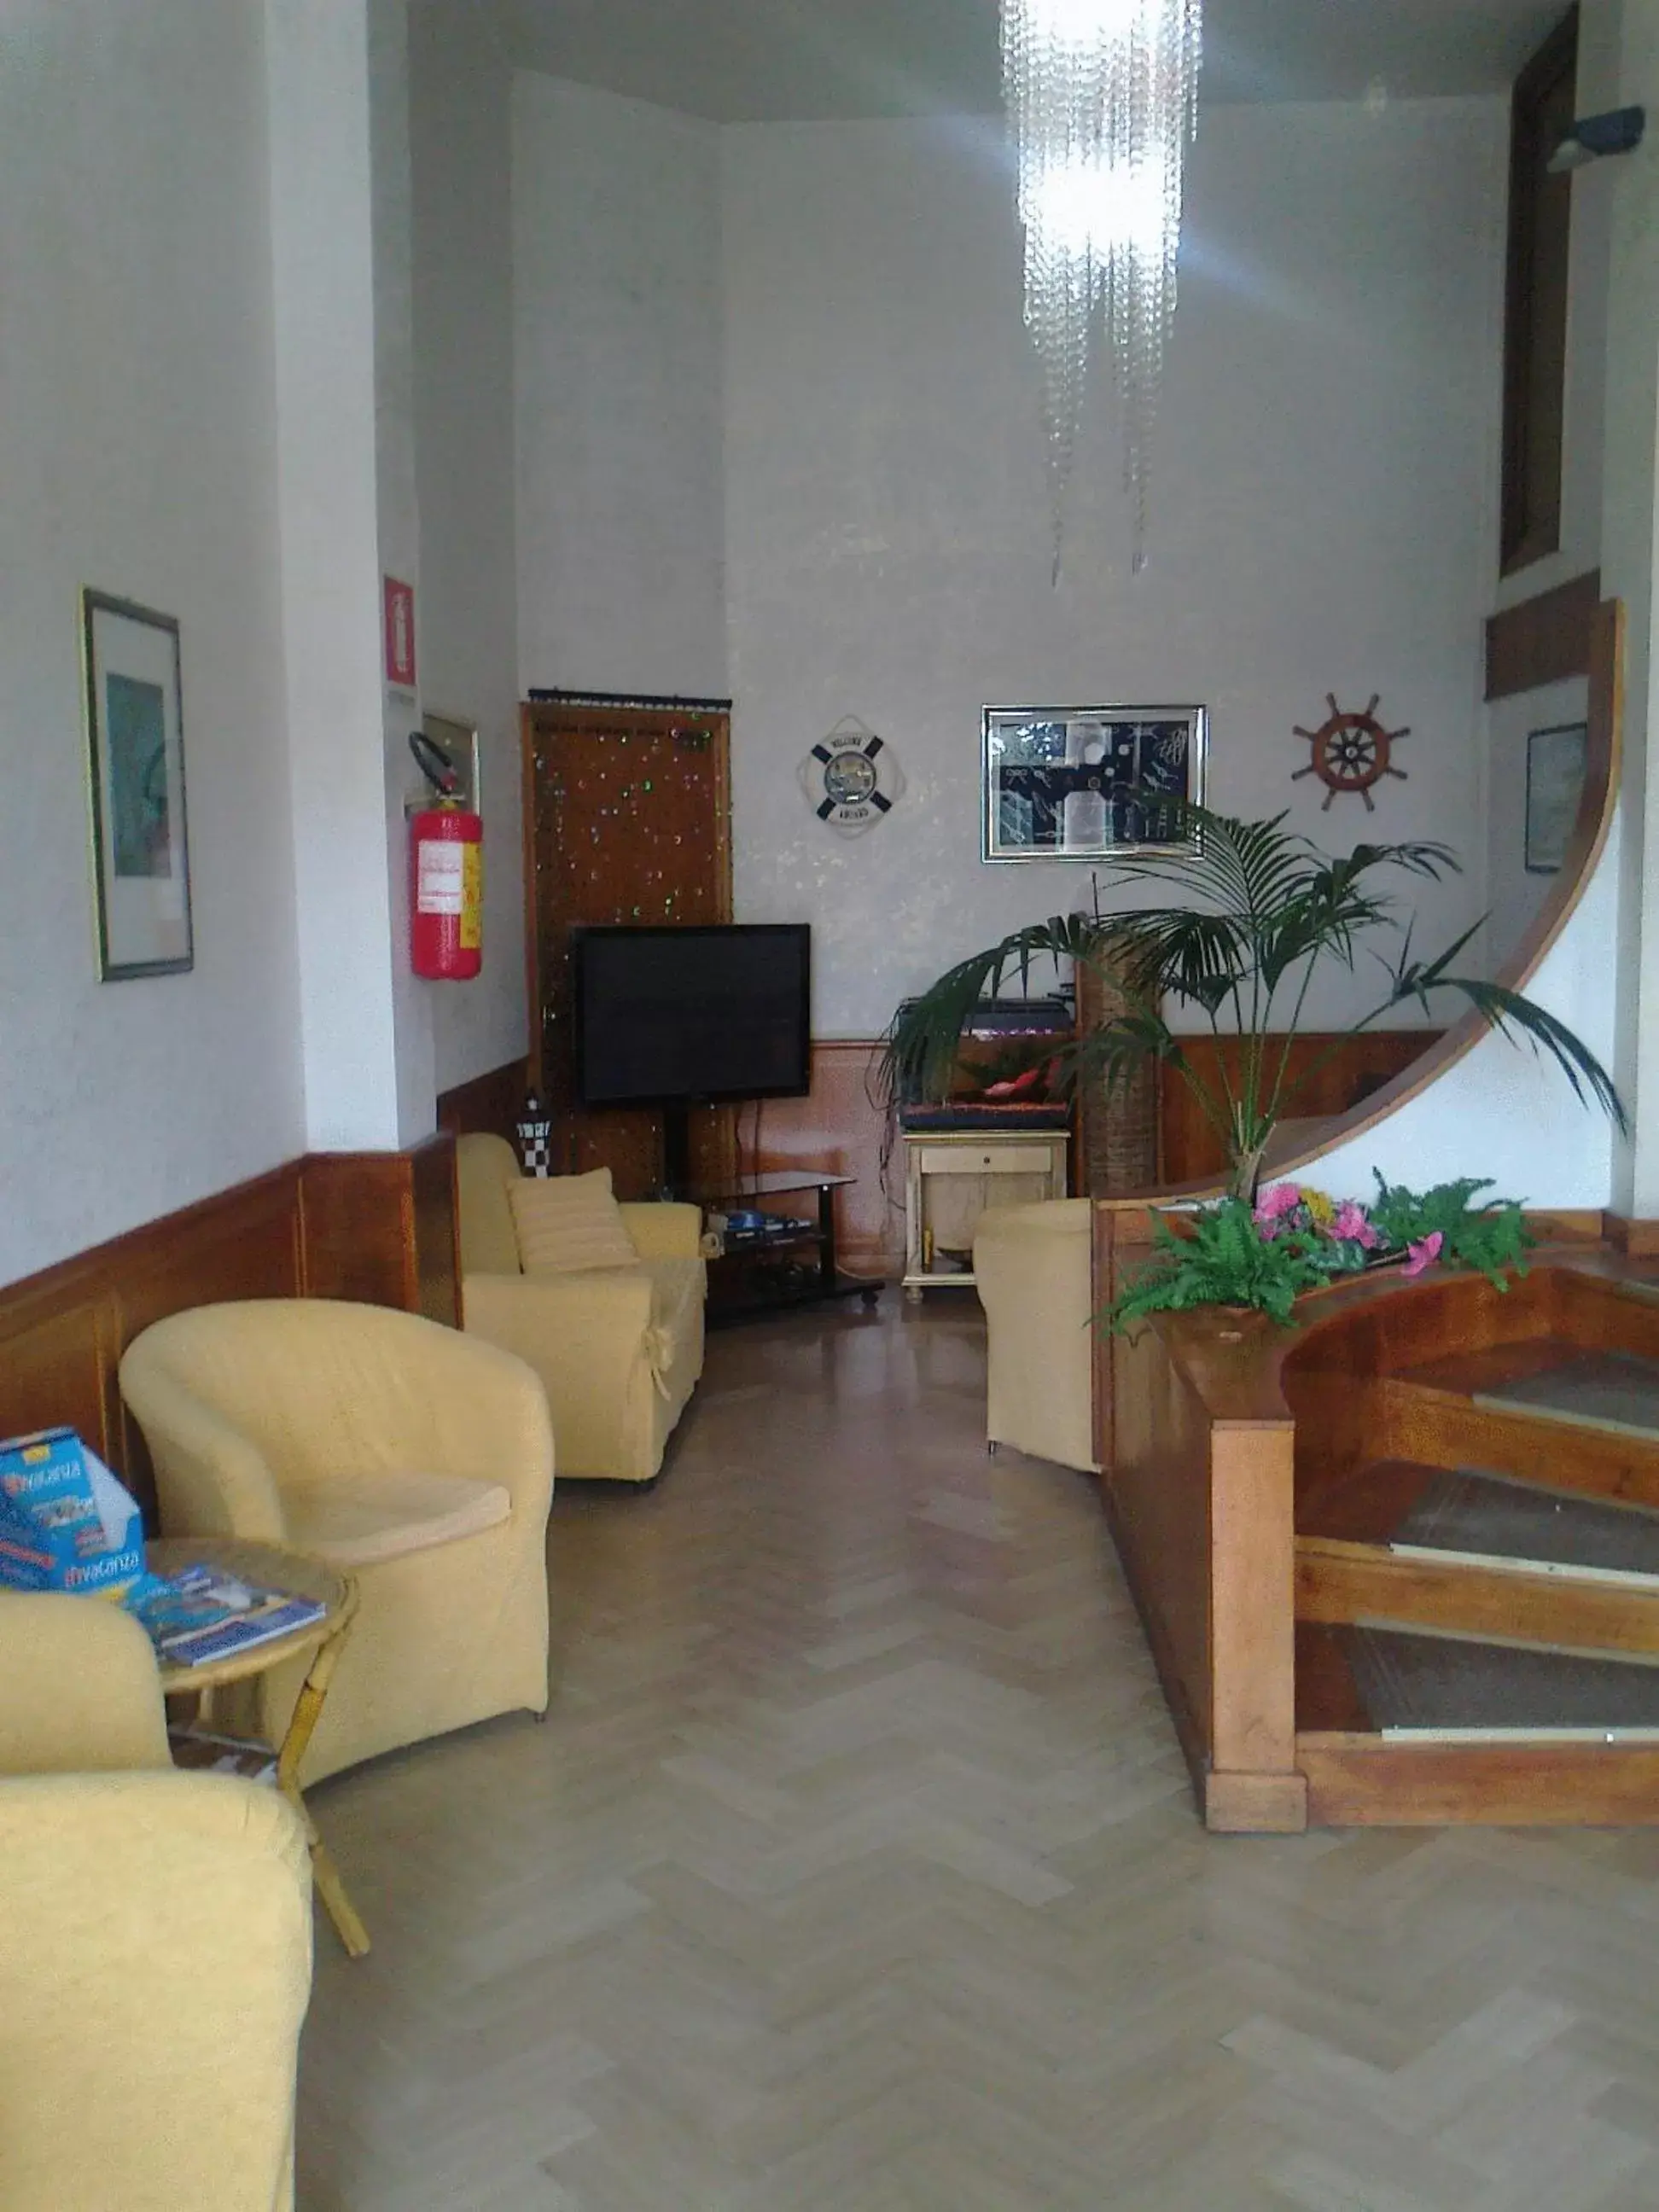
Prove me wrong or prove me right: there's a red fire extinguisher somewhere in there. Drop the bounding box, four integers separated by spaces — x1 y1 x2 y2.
409 731 482 981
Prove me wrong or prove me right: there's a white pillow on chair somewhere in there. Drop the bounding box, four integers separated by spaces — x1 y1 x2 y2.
509 1168 642 1277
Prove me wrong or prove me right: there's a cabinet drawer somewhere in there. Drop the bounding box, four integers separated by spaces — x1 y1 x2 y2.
913 1143 1061 1178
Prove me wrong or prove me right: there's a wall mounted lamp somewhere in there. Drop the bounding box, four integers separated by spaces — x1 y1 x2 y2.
1548 106 1647 173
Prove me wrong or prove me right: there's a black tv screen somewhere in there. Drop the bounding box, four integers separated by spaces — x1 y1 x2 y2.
575 924 812 1108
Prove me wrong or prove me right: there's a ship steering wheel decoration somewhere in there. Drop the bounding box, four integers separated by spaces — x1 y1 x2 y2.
800 717 905 838
1293 693 1410 812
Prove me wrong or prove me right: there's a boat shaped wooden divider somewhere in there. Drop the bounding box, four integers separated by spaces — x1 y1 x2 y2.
1092 1212 1659 1830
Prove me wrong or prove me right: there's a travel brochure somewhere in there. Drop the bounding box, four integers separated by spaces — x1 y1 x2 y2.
0 1424 325 1667
127 1563 327 1668
0 1425 145 1597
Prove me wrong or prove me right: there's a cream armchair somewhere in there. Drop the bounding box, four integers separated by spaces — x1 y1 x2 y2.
119 1299 555 1784
457 1134 707 1484
0 1592 312 2212
973 1199 1100 1473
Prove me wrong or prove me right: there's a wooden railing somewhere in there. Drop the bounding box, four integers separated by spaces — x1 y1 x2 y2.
1091 1208 1659 1831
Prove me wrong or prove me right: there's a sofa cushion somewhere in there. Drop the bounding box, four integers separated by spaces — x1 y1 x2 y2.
286 1470 512 1569
509 1168 643 1278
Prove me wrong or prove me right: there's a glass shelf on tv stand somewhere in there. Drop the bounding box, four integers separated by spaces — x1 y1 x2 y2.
689 1169 880 1325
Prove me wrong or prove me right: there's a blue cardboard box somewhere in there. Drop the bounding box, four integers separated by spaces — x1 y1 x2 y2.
0 1426 146 1597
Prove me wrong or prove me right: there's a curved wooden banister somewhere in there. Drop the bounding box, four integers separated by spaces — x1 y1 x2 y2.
1092 1228 1659 1831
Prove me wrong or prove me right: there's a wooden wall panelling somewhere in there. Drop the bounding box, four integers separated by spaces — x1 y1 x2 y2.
0 1138 465 1524
1485 568 1602 698
0 1164 306 1522
1160 1032 1441 1188
437 1056 530 1143
752 1040 903 1269
299 1134 459 1326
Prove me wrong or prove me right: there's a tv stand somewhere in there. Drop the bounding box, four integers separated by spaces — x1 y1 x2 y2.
658 1099 695 1202
690 1169 882 1326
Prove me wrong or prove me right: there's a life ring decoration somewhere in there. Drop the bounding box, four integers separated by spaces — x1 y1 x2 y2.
1293 693 1410 812
799 717 905 838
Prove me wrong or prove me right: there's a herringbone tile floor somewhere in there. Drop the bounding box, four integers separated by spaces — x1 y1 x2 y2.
295 1301 1659 2210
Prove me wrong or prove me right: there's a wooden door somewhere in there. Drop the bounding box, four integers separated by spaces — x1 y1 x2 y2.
521 696 735 1197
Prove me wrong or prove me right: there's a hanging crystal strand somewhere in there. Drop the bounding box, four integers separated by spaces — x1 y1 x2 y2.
1002 0 1202 576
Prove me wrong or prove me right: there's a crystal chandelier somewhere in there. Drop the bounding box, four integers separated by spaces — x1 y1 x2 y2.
1001 0 1202 573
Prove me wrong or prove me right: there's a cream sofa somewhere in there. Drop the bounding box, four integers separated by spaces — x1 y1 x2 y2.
457 1133 707 1485
973 1198 1100 1473
119 1298 555 1784
0 1592 312 2212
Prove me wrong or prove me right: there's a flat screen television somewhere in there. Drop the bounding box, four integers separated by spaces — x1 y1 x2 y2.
575 923 812 1110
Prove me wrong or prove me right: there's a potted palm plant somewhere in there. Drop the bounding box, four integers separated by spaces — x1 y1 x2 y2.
881 797 1623 1205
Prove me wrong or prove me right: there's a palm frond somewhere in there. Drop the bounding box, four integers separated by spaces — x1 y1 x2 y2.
1392 967 1627 1131
880 796 1621 1191
1093 907 1254 1015
881 917 1089 1104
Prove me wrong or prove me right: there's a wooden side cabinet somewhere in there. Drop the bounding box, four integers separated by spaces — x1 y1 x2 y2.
901 1129 1069 1300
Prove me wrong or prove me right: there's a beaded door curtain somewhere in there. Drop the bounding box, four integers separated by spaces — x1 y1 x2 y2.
521 698 736 1196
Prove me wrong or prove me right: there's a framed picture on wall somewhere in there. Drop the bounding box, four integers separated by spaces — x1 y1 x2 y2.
81 590 193 980
1525 720 1587 875
981 704 1208 863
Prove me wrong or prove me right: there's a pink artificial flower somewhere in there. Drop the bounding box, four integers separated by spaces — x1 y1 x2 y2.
1333 1202 1382 1250
1402 1230 1444 1278
1254 1183 1302 1225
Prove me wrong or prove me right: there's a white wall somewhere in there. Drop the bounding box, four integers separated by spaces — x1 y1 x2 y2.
721 100 1509 1040
369 0 438 1144
269 0 421 1154
513 73 728 698
0 3 305 1287
410 3 527 1091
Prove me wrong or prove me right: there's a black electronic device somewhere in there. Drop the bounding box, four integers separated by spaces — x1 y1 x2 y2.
574 923 812 1193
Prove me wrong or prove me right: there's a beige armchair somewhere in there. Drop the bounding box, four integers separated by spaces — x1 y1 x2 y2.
0 1592 312 2212
973 1199 1100 1473
457 1133 707 1484
119 1299 555 1784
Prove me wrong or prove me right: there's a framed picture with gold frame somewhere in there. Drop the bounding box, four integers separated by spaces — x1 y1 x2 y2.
82 589 193 980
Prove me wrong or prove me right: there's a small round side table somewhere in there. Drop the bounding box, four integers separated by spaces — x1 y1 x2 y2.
149 1536 370 1959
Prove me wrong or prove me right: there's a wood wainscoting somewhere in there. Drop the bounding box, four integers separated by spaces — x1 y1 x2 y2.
752 1041 903 1273
437 1045 901 1269
1161 1031 1441 1188
0 1135 458 1522
437 1057 530 1144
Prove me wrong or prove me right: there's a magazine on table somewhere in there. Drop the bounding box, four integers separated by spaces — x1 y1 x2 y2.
127 1563 326 1667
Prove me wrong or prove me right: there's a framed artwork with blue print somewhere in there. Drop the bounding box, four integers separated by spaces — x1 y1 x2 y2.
82 589 193 980
981 704 1208 864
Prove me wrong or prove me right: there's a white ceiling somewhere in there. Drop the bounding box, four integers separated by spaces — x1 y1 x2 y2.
488 0 1569 123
